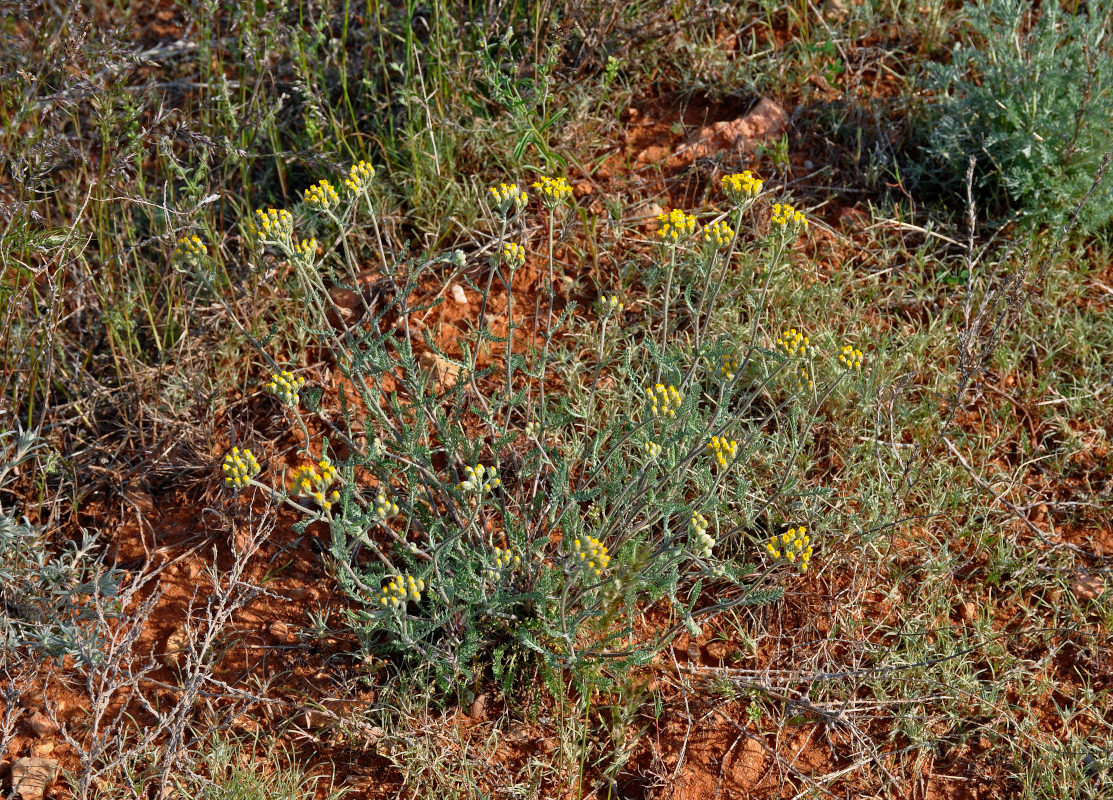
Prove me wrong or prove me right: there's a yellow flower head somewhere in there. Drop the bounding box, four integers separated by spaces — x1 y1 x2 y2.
599 293 625 317
264 369 306 407
502 242 526 268
531 175 573 207
248 208 294 242
771 202 808 230
572 535 611 577
374 491 399 519
702 219 735 249
717 353 739 381
775 328 809 358
656 209 697 242
646 383 684 419
293 237 318 261
721 171 764 206
643 440 662 460
690 512 715 558
766 526 813 572
458 463 501 493
492 545 521 573
172 234 206 266
344 160 376 195
489 182 528 216
706 436 738 469
288 456 341 511
221 446 261 490
838 344 864 370
379 574 426 608
304 179 340 212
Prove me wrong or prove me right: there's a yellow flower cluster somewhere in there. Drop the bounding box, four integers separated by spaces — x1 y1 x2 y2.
721 171 764 205
776 328 809 358
172 235 206 264
222 447 261 489
293 237 317 260
379 574 425 608
599 293 624 316
718 353 739 381
643 440 662 459
656 209 697 242
458 463 501 493
572 535 611 577
525 420 539 438
264 369 306 407
690 512 715 558
249 208 293 241
647 383 683 418
771 202 807 228
489 182 528 216
838 345 864 370
502 242 526 268
493 545 520 570
304 179 340 212
706 436 738 469
703 219 735 248
374 492 399 519
288 457 341 511
531 175 572 205
793 363 813 391
344 160 375 195
765 526 813 572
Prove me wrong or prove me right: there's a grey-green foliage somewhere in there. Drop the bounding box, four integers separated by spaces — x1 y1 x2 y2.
0 428 122 665
919 0 1113 232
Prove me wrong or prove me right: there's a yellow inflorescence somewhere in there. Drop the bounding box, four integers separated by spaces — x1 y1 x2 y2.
646 383 684 418
838 345 864 370
458 463 501 493
765 526 813 572
502 242 526 268
288 457 341 511
249 208 294 241
599 294 625 316
721 171 764 205
293 237 317 260
776 328 809 358
222 447 261 489
374 492 399 519
304 179 340 212
718 353 739 381
264 369 306 407
493 545 521 571
525 420 540 438
172 235 206 264
656 209 697 242
706 436 738 469
344 160 375 195
703 220 735 248
379 574 425 608
771 202 808 229
643 440 662 459
489 182 528 216
531 175 573 205
690 512 715 558
572 535 611 577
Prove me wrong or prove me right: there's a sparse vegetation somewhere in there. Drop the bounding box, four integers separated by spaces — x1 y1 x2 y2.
1 1 1110 799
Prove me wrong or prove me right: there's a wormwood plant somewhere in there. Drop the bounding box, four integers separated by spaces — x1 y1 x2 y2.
0 427 123 665
918 0 1113 231
186 162 876 695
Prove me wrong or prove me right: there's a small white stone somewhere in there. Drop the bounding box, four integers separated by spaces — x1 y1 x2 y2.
451 284 468 305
